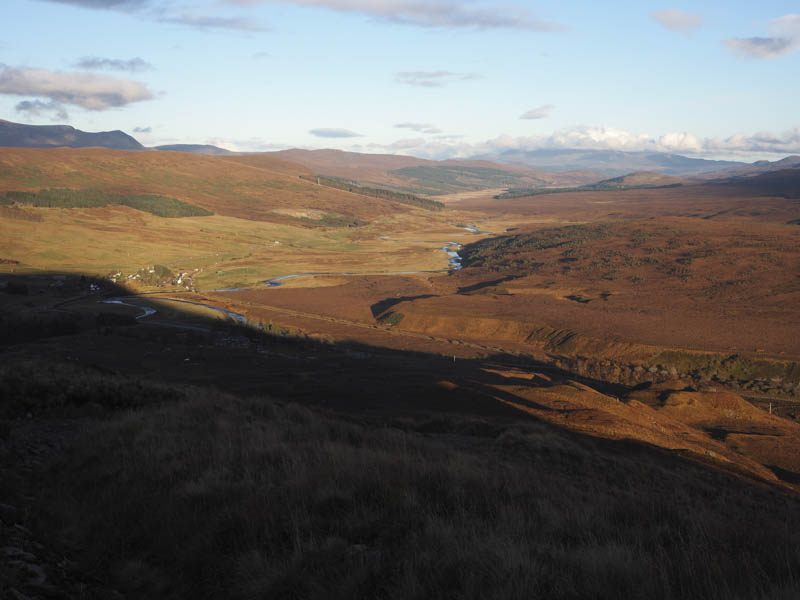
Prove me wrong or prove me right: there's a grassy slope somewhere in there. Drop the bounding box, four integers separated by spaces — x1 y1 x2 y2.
0 148 407 222
263 149 594 195
0 148 471 288
2 359 799 600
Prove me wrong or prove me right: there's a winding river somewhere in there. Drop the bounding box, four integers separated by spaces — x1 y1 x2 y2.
215 240 466 292
101 298 157 319
101 239 469 325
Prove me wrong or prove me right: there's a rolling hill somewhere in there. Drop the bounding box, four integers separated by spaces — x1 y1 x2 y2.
0 146 472 288
0 147 418 223
266 148 602 194
698 155 800 179
154 144 235 155
589 171 685 188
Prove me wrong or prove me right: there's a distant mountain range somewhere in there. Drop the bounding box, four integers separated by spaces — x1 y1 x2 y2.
698 155 800 179
476 148 745 176
0 119 143 150
1 119 798 182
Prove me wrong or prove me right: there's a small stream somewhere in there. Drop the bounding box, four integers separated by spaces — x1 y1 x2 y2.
461 224 492 235
103 238 469 324
213 239 467 291
102 298 157 319
101 297 248 325
440 242 463 270
162 297 248 323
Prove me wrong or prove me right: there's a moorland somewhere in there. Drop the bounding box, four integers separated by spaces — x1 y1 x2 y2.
2 143 800 598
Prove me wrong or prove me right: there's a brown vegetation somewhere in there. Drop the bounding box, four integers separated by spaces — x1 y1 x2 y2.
2 287 800 599
0 147 417 223
2 146 800 598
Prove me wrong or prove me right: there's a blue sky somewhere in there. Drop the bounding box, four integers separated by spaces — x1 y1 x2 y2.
1 0 798 160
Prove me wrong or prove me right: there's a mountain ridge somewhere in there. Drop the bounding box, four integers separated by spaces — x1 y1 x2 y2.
0 119 143 150
474 148 745 176
2 119 798 184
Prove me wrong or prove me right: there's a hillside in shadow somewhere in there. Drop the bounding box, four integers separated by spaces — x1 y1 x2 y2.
1 272 799 599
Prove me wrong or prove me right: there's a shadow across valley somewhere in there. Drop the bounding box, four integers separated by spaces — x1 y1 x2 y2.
3 271 800 599
456 275 520 295
369 294 437 318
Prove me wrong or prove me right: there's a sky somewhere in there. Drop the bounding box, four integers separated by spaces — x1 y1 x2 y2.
1 0 799 161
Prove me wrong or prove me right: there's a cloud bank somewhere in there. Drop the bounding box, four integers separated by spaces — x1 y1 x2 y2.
365 125 800 160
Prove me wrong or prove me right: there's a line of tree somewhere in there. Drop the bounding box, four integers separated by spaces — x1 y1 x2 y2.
494 182 683 200
3 189 212 218
300 175 444 211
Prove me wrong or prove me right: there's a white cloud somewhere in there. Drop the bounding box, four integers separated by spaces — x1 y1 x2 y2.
772 14 800 36
74 56 154 72
395 71 481 87
228 0 565 31
651 9 702 34
157 12 269 32
520 104 554 120
39 1 269 33
725 13 800 59
0 64 154 111
385 137 426 150
38 0 149 9
657 131 702 153
701 127 800 154
526 126 800 156
309 127 362 138
394 122 441 134
534 126 653 151
725 37 796 58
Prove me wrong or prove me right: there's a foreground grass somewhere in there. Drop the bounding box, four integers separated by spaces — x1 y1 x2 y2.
2 362 799 599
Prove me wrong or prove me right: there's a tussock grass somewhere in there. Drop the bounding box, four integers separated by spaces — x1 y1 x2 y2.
0 362 184 419
0 311 87 345
5 366 798 599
